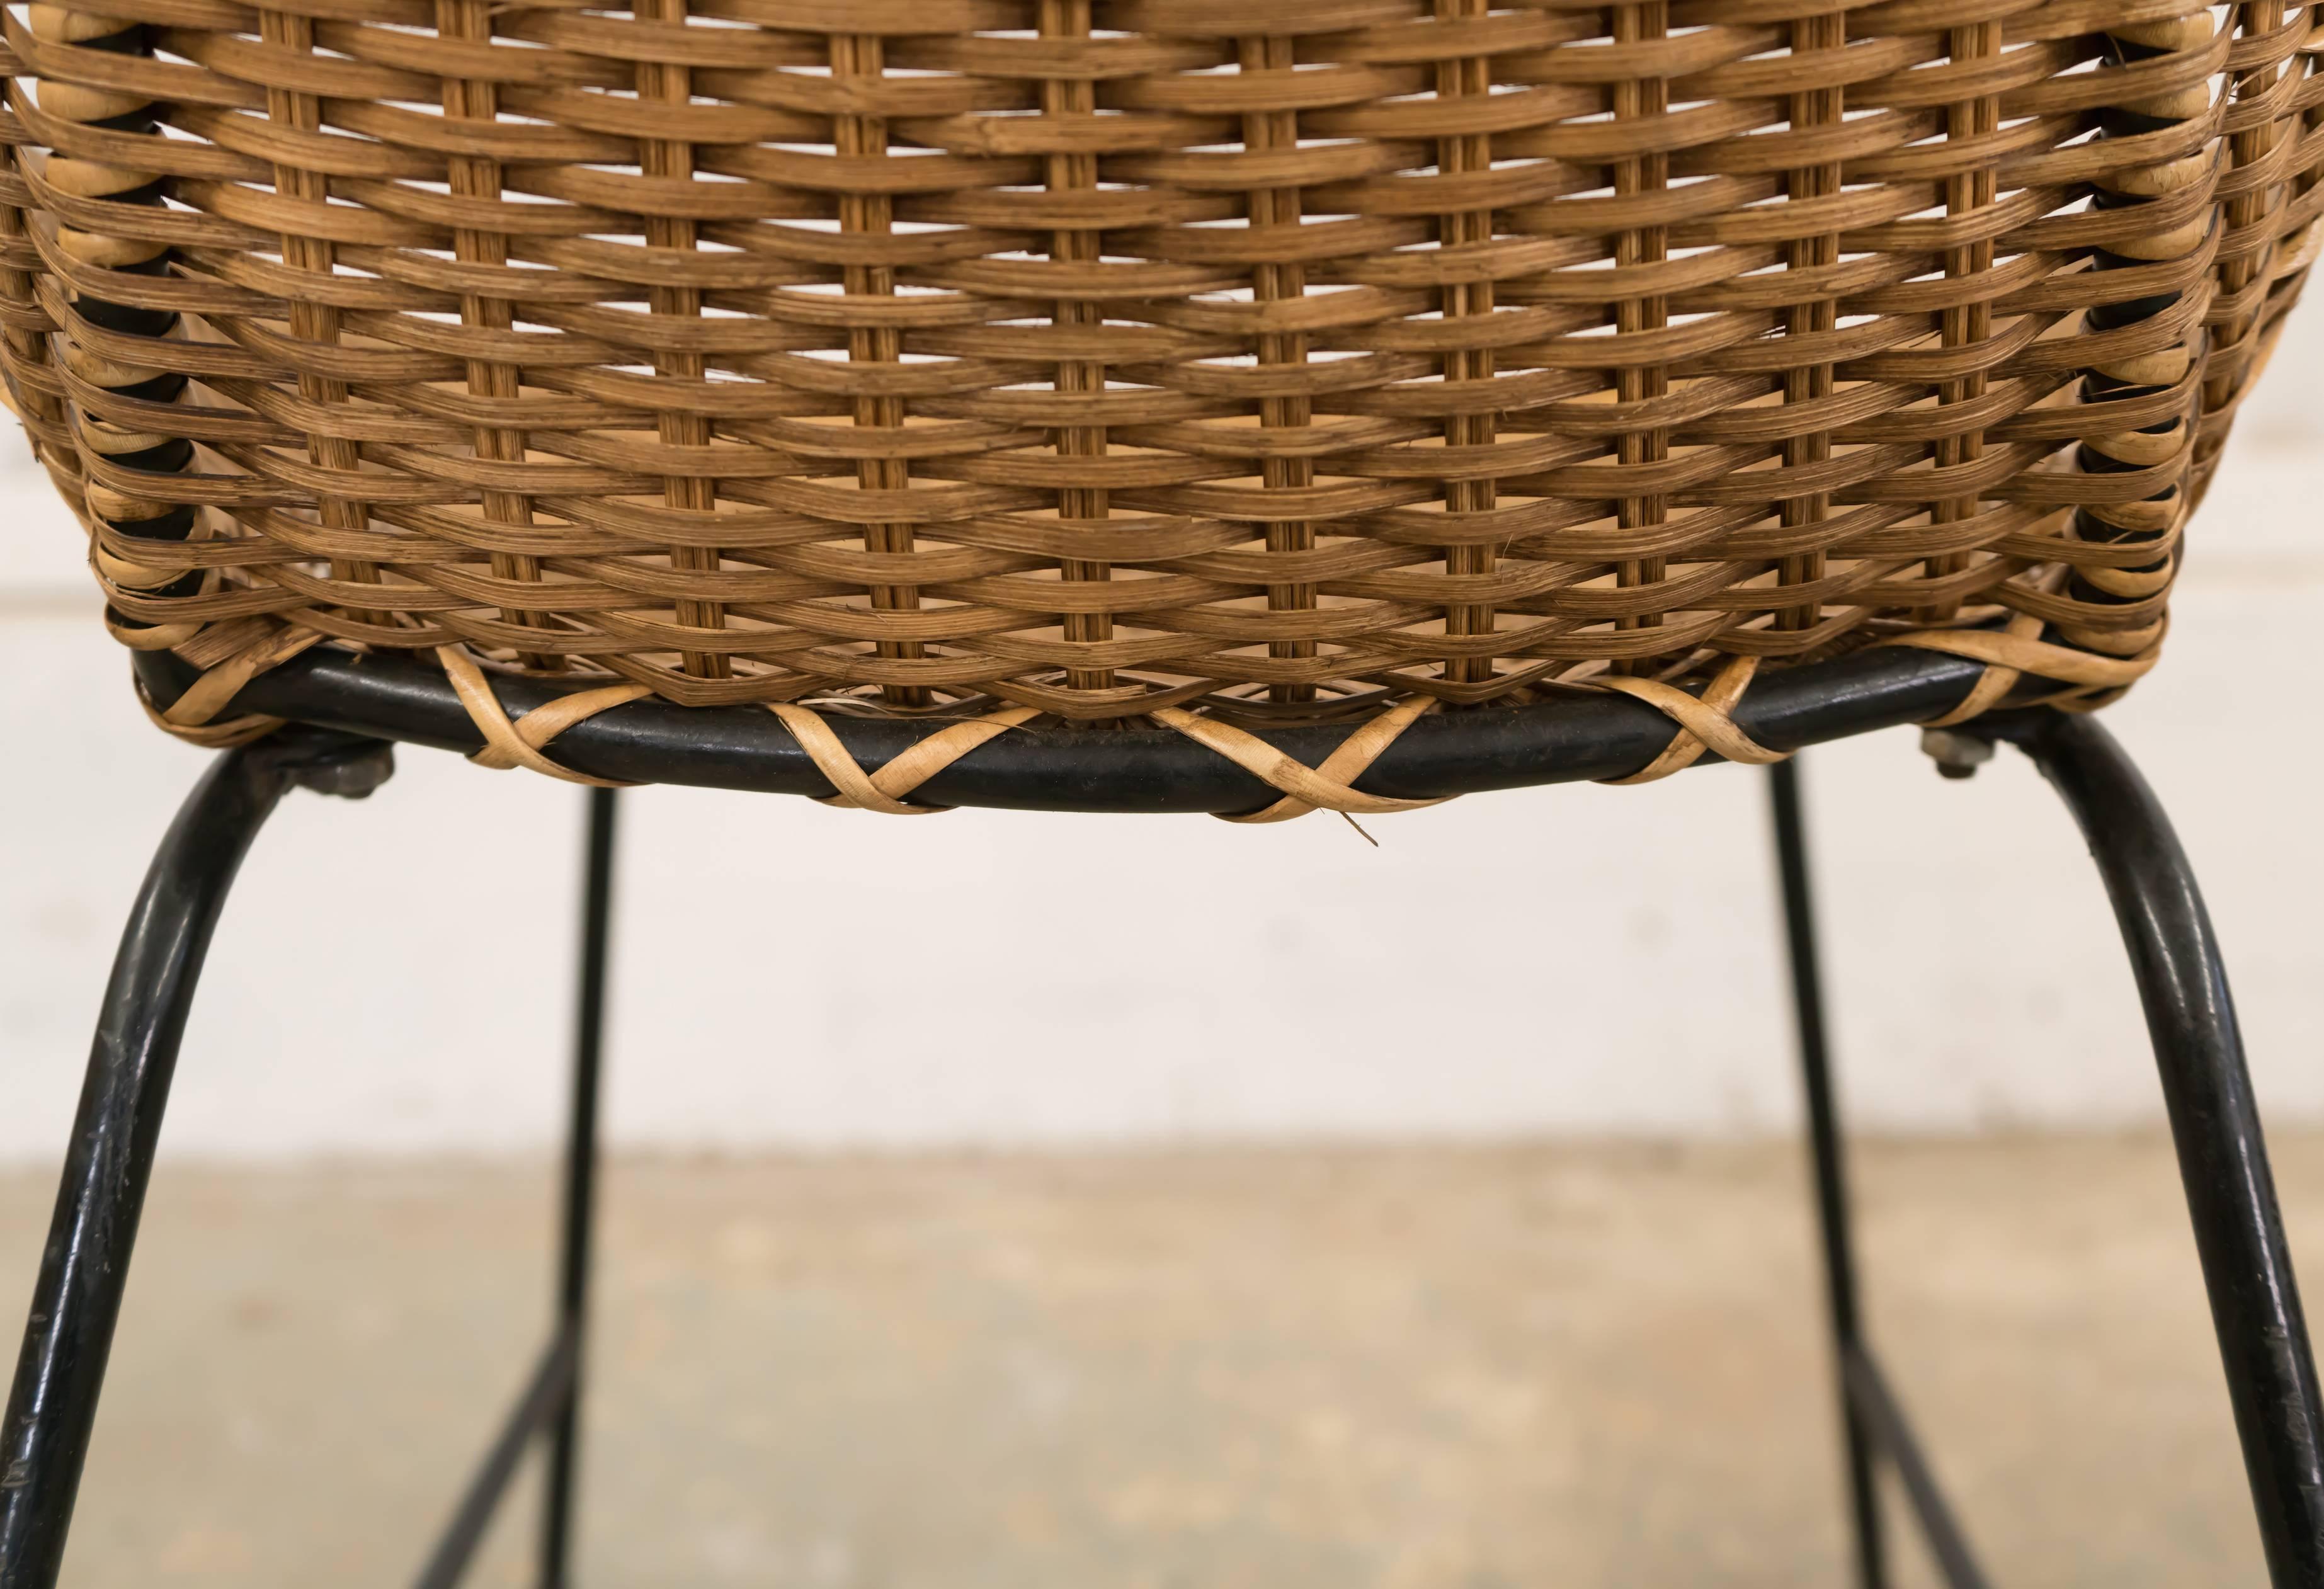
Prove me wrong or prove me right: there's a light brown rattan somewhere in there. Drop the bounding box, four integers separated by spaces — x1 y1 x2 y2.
0 0 2317 770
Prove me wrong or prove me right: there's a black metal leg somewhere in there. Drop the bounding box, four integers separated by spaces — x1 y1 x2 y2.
415 786 619 1589
2010 710 2324 1586
1769 758 1890 1589
542 787 617 1589
0 729 390 1589
11 713 2315 1589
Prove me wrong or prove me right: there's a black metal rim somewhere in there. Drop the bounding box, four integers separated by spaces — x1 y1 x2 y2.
132 644 2046 814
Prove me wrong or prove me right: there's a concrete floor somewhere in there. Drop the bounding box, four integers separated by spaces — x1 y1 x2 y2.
1 1132 2313 1587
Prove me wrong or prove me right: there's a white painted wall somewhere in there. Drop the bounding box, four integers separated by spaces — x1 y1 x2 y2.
4 327 2323 1160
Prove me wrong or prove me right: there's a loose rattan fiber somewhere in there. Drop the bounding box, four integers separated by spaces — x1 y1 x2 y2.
2 1 2319 781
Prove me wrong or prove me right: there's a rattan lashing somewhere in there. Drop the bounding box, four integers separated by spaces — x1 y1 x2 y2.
0 1 2312 812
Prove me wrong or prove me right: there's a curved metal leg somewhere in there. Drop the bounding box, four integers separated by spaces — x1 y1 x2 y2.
0 729 390 1589
2010 710 2324 1585
1776 717 2324 1589
13 712 2313 1588
1769 760 1889 1589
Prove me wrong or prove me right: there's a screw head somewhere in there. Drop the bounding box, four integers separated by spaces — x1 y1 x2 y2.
288 741 396 800
1919 727 1996 780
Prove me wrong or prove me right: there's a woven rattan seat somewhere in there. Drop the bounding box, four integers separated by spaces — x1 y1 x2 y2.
3 1 2316 810
13 9 2324 1581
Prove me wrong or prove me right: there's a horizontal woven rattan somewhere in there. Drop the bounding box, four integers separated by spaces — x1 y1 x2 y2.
2 0 2318 782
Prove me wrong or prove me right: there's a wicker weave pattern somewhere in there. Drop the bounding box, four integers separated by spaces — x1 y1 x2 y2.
0 2 2317 728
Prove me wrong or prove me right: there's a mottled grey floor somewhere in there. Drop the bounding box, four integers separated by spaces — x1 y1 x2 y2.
1 1132 2311 1587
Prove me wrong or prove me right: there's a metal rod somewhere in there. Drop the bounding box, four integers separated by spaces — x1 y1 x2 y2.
414 1327 579 1589
542 787 618 1588
2014 710 2324 1586
1843 1348 1993 1589
1768 757 1889 1589
0 730 387 1589
132 634 2054 812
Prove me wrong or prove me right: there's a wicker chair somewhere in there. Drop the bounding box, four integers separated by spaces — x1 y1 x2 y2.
3 3 2321 1583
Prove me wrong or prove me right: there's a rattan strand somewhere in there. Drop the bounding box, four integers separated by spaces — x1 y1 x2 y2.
0 1 2315 808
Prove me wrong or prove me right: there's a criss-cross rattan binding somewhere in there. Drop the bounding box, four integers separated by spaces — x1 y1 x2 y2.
763 700 1042 813
431 649 1712 816
1888 614 2165 722
450 637 1046 806
1589 655 1782 785
0 1 2310 813
1152 694 1446 821
450 638 1445 815
440 644 651 788
124 599 2168 817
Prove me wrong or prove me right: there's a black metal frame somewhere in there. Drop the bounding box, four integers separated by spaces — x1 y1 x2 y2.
4 671 2320 1586
130 638 2043 812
